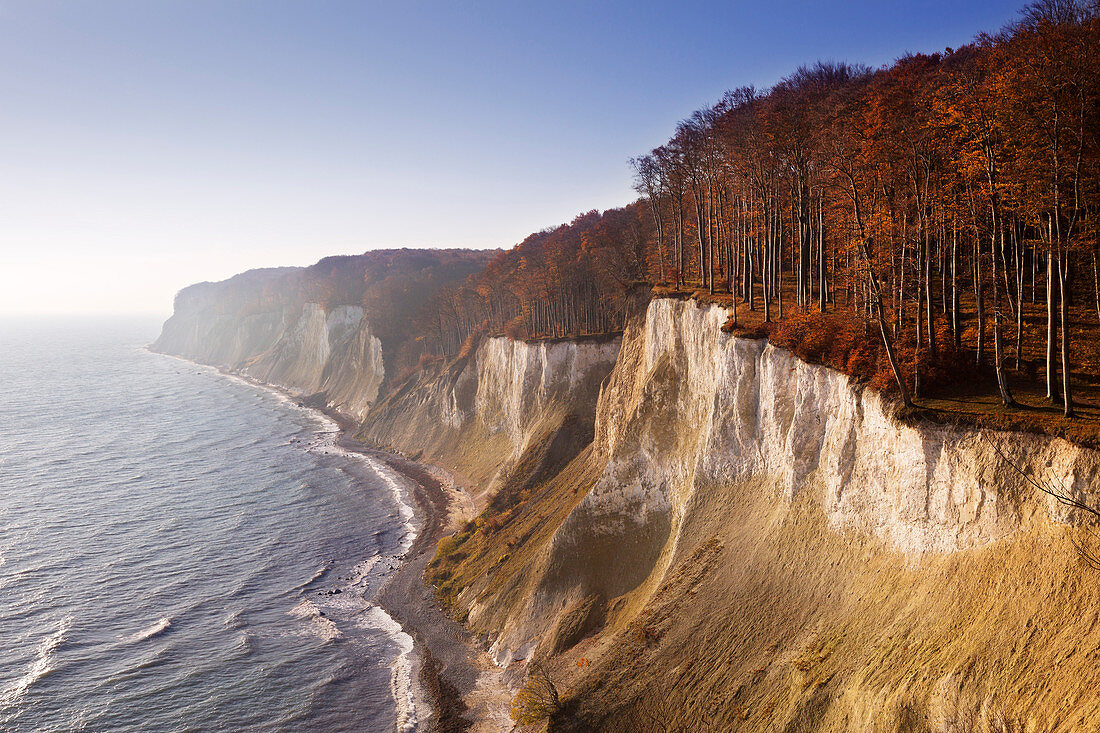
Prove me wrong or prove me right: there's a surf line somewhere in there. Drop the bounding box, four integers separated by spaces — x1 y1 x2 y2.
150 354 427 732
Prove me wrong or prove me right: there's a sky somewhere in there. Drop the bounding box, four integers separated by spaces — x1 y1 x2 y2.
0 0 1026 316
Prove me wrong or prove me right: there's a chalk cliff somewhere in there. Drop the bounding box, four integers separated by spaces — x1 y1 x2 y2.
156 278 1100 729
409 297 1100 731
155 296 384 418
152 249 494 419
360 334 621 505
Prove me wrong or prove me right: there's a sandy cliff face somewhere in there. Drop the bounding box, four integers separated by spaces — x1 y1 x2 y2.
424 298 1100 731
154 300 384 419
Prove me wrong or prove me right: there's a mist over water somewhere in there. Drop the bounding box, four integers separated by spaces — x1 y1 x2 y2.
0 317 417 732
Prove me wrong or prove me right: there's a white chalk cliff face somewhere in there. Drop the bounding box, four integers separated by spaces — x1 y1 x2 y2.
468 337 623 452
242 304 384 418
361 333 621 499
479 297 1100 662
154 302 384 419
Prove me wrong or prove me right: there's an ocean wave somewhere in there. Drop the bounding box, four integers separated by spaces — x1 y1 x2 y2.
224 608 245 630
349 556 381 588
280 393 419 557
122 617 171 643
235 632 254 656
359 606 419 733
362 458 418 554
0 615 71 712
290 560 333 594
67 705 92 733
168 363 420 560
288 600 341 643
0 565 37 594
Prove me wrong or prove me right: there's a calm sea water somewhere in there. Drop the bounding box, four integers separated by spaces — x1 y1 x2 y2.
0 316 422 732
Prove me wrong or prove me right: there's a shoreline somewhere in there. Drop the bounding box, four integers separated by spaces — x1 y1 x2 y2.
320 408 477 732
320 407 511 733
149 350 504 732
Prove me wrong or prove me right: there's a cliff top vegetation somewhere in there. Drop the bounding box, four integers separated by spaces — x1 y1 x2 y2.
413 0 1100 446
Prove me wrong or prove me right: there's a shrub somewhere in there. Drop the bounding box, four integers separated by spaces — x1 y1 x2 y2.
456 329 482 360
510 664 561 725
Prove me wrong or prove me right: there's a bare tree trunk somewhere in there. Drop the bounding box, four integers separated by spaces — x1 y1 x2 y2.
925 214 937 358
1092 248 1100 320
1014 222 1025 371
941 219 949 315
915 223 924 400
870 267 913 408
1059 249 1073 416
898 212 907 339
777 191 785 319
951 220 961 348
975 235 985 366
1046 232 1057 402
676 202 685 288
819 195 827 311
846 180 912 408
1001 225 1016 322
992 228 1015 406
766 191 773 303
1031 239 1037 304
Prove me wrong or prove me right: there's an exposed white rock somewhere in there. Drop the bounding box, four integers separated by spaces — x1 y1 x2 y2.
487 297 1100 661
472 337 623 453
594 298 1100 555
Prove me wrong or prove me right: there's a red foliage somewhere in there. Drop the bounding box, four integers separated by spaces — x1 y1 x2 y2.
764 308 988 397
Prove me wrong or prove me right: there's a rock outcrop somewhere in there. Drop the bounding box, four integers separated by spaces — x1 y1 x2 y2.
359 334 621 503
152 249 496 418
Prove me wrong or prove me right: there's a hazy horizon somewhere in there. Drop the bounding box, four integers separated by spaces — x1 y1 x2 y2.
0 0 1022 316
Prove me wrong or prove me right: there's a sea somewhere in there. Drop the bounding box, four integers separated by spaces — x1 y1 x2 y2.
0 316 422 732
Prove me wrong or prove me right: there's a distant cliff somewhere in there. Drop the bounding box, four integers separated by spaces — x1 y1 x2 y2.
152 248 495 418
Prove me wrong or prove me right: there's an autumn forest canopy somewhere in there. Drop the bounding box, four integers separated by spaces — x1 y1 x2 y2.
417 0 1100 424
192 0 1100 430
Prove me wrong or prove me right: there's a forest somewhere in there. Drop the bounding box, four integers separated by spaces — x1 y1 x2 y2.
421 0 1100 429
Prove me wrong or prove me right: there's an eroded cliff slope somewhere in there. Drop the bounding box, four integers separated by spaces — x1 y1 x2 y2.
359 334 621 509
411 297 1100 731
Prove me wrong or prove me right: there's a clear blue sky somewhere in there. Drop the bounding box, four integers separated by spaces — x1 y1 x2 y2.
0 0 1024 315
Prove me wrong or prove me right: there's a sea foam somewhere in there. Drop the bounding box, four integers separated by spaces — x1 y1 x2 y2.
0 615 71 713
360 605 420 733
288 600 341 643
123 617 171 643
192 365 427 730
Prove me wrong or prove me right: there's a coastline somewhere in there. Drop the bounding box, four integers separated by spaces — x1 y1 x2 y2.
320 408 475 732
319 408 512 733
149 350 506 732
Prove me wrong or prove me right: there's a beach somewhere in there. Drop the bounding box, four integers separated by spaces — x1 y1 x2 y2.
322 409 511 732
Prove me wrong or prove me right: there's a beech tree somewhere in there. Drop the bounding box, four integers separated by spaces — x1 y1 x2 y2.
401 2 1099 423
620 3 1099 411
